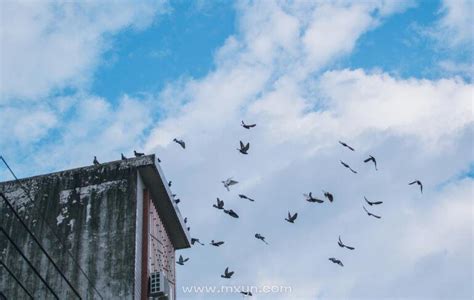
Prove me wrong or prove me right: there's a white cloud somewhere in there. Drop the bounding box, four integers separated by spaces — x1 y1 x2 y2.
0 0 168 101
436 0 474 47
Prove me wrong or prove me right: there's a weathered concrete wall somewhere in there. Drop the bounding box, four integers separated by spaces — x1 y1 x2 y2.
0 161 142 299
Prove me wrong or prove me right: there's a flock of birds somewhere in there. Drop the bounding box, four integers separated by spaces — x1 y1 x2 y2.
92 120 423 297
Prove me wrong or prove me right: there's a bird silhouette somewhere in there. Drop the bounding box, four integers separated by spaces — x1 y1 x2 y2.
174 199 180 204
191 238 204 246
338 235 355 250
339 141 355 151
329 257 344 267
222 178 238 191
255 233 269 244
323 191 334 202
304 192 324 203
210 240 225 247
224 209 239 218
134 150 144 157
184 217 187 224
364 196 383 206
121 153 127 160
176 255 189 265
285 212 298 223
238 194 255 202
173 138 186 149
364 155 377 170
168 181 172 187
213 198 225 210
363 206 381 219
240 291 253 296
241 121 256 129
238 141 250 155
340 160 358 174
93 156 100 165
409 180 423 194
221 267 234 279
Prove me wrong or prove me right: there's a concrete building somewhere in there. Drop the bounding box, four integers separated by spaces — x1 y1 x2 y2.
0 155 190 299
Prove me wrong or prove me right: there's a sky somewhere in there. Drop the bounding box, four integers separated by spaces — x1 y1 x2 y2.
0 0 473 299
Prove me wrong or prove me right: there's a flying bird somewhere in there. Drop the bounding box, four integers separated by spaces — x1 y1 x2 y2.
238 194 255 202
240 291 253 296
255 233 269 245
134 150 144 157
191 238 204 246
329 257 344 267
364 196 383 206
173 138 186 149
121 153 127 160
304 192 324 203
210 240 225 247
338 235 355 250
340 160 358 174
323 191 334 202
238 141 250 155
222 178 238 191
339 141 355 151
221 267 234 279
174 199 180 204
176 255 189 266
213 198 225 210
409 180 423 194
285 212 298 223
241 121 256 129
93 156 100 165
363 206 381 219
364 155 378 170
224 209 239 218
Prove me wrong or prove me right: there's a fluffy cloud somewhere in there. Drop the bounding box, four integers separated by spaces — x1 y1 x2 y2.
136 1 472 299
0 0 167 101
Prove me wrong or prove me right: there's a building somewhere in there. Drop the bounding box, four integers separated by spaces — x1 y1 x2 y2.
0 155 190 299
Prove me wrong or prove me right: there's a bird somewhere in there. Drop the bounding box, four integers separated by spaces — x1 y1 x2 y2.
363 205 381 219
255 233 269 245
340 160 358 174
409 180 423 194
364 196 383 206
240 291 253 296
173 138 186 149
223 209 239 218
304 192 324 203
191 238 204 246
238 141 250 155
323 191 334 202
329 257 344 267
121 153 127 160
184 217 187 224
213 198 225 210
364 155 377 170
174 199 180 204
222 178 238 191
221 267 234 279
168 181 172 187
93 156 100 165
210 240 225 247
339 141 355 151
338 235 355 250
238 194 255 202
134 150 144 157
176 255 189 265
285 211 298 223
241 120 256 129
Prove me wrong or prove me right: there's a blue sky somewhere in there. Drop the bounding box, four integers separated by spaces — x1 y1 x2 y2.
0 0 473 299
